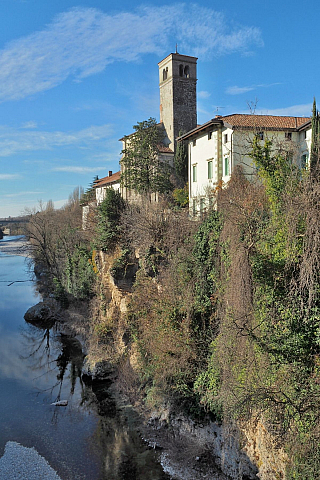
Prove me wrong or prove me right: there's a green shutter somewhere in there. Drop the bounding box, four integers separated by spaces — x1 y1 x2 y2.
224 157 229 176
193 165 197 182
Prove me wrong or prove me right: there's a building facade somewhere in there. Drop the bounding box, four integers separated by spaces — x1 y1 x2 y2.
83 51 313 222
81 170 121 229
94 171 121 205
178 114 311 216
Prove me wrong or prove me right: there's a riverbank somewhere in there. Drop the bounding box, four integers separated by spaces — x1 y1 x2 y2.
23 241 287 479
0 442 62 480
0 237 240 479
0 235 29 256
112 387 229 480
27 293 230 480
53 301 237 480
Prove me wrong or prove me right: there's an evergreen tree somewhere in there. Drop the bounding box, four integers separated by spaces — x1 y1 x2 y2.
96 189 125 251
80 175 98 205
174 135 188 184
310 98 320 171
120 118 173 197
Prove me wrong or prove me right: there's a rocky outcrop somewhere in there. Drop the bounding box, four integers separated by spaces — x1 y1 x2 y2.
138 408 288 480
139 409 258 480
24 299 61 328
242 418 287 479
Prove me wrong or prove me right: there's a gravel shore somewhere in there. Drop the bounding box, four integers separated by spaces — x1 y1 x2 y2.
0 236 29 257
0 442 62 480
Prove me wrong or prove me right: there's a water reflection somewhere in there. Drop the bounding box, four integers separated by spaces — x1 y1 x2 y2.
20 323 85 404
0 237 170 479
92 410 170 480
20 318 170 479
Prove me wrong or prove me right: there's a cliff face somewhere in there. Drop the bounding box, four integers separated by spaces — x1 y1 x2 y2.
87 248 288 480
142 407 288 480
242 418 287 480
84 248 133 371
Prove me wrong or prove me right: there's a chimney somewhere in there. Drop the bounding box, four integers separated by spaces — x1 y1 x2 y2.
108 171 112 177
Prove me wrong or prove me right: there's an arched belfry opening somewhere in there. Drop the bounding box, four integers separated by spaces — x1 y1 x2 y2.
179 64 183 77
163 67 168 81
184 65 190 78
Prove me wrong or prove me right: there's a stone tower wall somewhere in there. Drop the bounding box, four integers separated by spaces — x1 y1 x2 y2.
158 53 197 152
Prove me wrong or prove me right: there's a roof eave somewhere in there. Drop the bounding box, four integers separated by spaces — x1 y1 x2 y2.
177 119 223 141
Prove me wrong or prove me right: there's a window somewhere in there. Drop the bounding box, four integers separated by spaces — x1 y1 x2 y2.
285 132 292 141
192 164 197 182
163 67 168 81
192 139 196 147
224 157 230 176
301 154 308 169
208 131 212 140
300 131 307 140
209 196 214 209
208 160 213 179
179 64 183 77
223 134 228 144
184 65 190 78
258 131 264 140
200 198 205 214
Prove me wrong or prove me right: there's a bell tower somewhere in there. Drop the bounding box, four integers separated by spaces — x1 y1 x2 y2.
158 53 197 152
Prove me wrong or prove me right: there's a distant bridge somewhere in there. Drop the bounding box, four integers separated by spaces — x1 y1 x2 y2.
0 216 30 225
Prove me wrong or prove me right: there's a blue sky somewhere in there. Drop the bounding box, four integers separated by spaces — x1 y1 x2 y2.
0 0 319 217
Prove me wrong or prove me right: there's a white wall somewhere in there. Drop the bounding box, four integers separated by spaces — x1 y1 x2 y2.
95 183 120 205
232 130 308 178
188 125 312 216
189 129 219 215
298 127 311 167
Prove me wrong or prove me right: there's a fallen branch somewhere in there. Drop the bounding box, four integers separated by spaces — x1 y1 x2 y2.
0 280 33 286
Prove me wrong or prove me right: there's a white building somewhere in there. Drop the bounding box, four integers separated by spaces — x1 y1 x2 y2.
178 114 311 216
93 170 121 205
81 171 121 229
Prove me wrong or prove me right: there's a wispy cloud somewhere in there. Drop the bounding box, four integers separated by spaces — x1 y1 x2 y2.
0 174 21 180
198 91 211 99
21 121 38 129
52 166 106 174
226 85 256 95
0 124 113 156
226 83 281 95
0 5 263 101
3 191 44 197
257 103 313 117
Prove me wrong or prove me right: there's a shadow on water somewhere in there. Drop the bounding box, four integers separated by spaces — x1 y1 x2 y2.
22 317 170 480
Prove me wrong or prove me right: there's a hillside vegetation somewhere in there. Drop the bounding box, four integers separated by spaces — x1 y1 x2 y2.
25 137 320 479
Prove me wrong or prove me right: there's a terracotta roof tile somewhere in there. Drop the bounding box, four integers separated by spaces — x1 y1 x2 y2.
222 114 310 130
94 171 121 187
157 144 174 153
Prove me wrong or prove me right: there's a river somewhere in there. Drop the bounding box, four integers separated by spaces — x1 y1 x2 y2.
0 236 171 480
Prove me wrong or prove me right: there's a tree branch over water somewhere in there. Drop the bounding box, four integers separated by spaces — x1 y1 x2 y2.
0 280 33 286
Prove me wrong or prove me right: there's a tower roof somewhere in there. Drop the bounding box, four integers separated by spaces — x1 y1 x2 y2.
158 52 198 66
